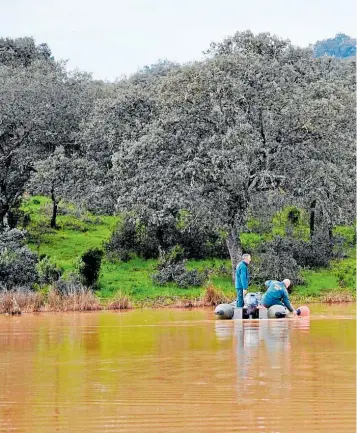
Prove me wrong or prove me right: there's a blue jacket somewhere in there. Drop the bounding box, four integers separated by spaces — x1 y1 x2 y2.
235 261 249 290
261 280 294 312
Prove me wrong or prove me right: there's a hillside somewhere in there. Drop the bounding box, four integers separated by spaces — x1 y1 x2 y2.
20 196 356 306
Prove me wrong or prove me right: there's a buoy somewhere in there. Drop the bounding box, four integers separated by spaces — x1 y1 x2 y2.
267 305 287 319
214 303 234 320
296 306 310 317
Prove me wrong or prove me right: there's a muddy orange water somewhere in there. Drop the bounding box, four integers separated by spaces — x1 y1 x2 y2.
0 303 355 433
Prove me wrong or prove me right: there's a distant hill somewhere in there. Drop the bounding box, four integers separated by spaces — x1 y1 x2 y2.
313 33 356 58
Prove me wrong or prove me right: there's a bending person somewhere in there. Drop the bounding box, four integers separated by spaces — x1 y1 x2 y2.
261 279 296 315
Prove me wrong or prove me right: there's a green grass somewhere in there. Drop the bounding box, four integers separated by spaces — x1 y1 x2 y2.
22 196 118 272
19 196 356 304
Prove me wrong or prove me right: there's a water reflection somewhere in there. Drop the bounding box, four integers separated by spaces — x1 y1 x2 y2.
221 319 312 394
214 321 234 341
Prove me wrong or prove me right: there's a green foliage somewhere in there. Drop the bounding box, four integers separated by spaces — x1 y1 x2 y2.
106 212 228 261
333 225 356 248
293 269 340 298
36 256 62 286
331 258 356 289
240 232 266 251
20 196 117 274
106 214 160 261
77 248 103 288
19 197 356 303
272 206 309 240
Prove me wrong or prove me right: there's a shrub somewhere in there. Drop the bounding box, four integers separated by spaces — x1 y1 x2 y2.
105 215 159 261
36 256 62 285
332 259 356 288
252 237 304 285
152 246 207 288
54 273 88 296
293 234 332 268
333 225 356 248
7 208 31 229
106 213 229 261
77 248 103 288
0 229 38 290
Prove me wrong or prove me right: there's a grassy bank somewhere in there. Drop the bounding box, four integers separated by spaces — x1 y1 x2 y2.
15 196 356 308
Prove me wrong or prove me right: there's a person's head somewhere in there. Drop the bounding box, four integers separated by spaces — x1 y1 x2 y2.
282 278 291 289
242 253 251 264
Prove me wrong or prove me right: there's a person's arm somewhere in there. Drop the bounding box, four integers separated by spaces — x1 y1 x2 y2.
281 288 294 312
241 266 248 290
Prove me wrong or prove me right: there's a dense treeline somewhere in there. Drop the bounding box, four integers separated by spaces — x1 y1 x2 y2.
0 32 355 295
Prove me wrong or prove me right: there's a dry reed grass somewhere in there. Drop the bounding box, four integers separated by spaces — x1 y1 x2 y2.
0 286 354 314
106 292 132 310
320 291 355 303
0 291 44 314
44 290 102 312
202 284 230 306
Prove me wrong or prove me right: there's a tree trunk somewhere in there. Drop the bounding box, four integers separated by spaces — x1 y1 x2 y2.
309 199 316 240
50 186 58 229
226 228 242 284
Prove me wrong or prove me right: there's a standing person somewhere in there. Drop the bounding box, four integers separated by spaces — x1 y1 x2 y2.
235 254 251 307
261 279 296 314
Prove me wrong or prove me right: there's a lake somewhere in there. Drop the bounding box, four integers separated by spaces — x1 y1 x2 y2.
0 303 355 433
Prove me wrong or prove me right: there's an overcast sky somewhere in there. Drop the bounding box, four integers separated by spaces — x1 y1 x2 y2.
1 0 356 81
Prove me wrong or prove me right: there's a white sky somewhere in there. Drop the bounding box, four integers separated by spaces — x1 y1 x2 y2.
1 0 356 81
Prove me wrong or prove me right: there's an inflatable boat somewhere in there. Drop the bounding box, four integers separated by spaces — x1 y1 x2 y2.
214 293 310 320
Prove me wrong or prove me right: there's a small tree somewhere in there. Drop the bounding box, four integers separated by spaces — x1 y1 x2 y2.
77 248 103 288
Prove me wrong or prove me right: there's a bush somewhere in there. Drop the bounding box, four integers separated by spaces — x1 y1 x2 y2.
252 252 303 286
106 215 159 261
152 246 208 288
293 234 332 268
0 229 38 290
54 273 88 296
106 213 229 261
36 256 62 285
333 225 356 255
77 248 103 288
7 208 31 229
252 237 304 286
332 259 356 288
